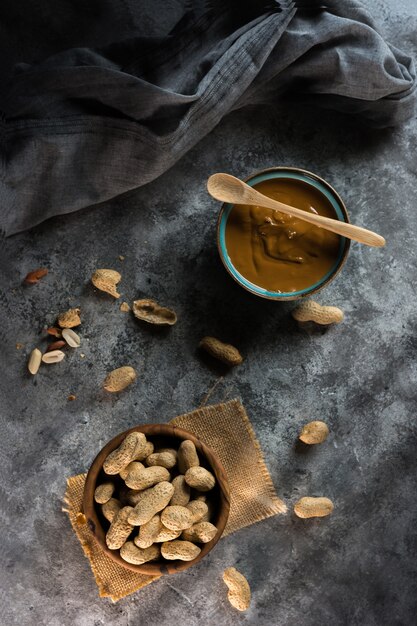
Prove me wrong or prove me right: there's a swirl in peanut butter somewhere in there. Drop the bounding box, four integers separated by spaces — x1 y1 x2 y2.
225 178 341 293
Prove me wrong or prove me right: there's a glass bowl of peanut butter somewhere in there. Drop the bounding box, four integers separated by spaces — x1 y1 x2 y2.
217 167 350 300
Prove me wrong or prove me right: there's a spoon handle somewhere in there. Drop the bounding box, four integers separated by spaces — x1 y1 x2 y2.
253 192 386 247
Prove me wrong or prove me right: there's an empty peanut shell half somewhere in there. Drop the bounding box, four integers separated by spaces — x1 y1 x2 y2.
133 299 177 325
103 366 137 392
58 308 81 328
91 269 121 298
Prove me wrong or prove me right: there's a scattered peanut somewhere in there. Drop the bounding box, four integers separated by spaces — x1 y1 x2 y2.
28 348 42 375
161 505 194 531
134 514 161 549
57 308 81 328
128 481 174 526
106 506 134 550
170 475 191 507
182 521 218 543
62 328 81 348
292 300 344 325
294 497 334 519
199 336 243 366
146 449 177 469
91 269 121 298
42 350 65 364
223 567 251 612
299 421 329 445
120 301 130 312
161 540 201 561
120 541 160 565
177 440 199 474
103 366 137 392
94 482 114 504
101 498 121 523
132 299 177 326
185 466 216 492
23 268 48 284
103 432 145 475
125 465 170 491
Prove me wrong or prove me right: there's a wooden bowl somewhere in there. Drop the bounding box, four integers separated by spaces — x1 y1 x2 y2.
82 423 230 575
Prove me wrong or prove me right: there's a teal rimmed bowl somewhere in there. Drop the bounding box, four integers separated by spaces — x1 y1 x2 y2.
216 167 350 301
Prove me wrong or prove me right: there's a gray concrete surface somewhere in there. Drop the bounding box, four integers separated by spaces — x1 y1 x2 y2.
1 1 417 624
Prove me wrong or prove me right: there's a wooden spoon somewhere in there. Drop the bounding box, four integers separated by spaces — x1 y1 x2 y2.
207 173 385 248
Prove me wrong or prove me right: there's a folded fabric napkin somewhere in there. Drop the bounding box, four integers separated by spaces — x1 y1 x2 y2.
63 399 286 602
0 0 415 234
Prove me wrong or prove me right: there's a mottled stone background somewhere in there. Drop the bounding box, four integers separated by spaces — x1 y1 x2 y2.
1 1 416 624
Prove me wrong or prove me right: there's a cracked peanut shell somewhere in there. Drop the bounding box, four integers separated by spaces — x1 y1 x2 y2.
57 308 81 328
132 299 177 325
92 269 121 298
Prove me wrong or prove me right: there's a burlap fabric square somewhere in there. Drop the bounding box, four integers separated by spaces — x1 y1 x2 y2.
63 399 286 602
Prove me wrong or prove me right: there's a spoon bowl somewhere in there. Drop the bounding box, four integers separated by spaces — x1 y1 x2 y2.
209 172 385 247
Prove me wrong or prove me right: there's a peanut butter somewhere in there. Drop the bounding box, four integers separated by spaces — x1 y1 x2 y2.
225 178 341 293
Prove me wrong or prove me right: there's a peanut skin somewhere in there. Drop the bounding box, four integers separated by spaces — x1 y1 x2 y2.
161 540 201 561
185 466 216 492
177 440 200 474
223 567 251 611
106 506 134 550
128 482 174 526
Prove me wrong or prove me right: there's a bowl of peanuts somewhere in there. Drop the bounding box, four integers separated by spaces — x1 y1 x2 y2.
83 424 231 574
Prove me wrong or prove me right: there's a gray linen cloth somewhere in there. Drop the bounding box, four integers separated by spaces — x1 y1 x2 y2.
0 0 415 235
